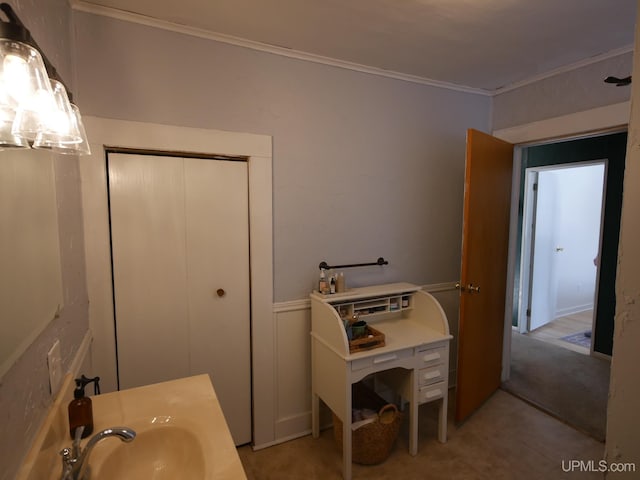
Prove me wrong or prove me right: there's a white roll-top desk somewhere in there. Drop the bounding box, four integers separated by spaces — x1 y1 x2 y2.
310 283 452 480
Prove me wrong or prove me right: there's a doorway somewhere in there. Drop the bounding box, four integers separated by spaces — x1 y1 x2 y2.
511 131 626 357
503 131 626 440
518 162 605 355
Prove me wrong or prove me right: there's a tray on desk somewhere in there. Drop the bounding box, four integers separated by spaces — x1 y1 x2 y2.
349 326 386 353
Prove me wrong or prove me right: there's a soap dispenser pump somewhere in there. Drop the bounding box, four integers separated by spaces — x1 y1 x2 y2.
68 375 100 439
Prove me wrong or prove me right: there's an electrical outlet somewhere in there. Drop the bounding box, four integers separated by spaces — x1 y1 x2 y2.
47 340 63 396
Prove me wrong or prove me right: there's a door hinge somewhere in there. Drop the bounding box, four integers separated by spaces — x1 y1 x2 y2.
526 308 531 317
532 183 538 191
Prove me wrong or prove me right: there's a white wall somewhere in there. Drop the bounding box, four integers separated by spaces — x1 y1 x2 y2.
543 165 604 316
606 4 640 469
72 11 491 303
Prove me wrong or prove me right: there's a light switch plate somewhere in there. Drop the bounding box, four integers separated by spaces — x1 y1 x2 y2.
47 340 63 396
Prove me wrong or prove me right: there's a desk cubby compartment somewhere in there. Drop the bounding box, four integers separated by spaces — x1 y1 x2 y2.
401 295 411 309
389 296 400 311
335 304 352 318
353 298 388 316
333 292 414 320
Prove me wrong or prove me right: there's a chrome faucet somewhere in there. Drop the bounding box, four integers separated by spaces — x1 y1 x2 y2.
60 426 136 480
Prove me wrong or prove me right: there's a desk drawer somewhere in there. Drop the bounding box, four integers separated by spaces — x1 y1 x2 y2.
419 382 446 404
417 345 447 367
418 365 446 386
351 348 413 372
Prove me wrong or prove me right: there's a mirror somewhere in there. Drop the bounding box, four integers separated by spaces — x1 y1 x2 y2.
0 148 63 378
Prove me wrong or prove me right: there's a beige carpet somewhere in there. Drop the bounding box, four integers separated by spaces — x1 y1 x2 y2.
238 390 604 479
502 332 610 442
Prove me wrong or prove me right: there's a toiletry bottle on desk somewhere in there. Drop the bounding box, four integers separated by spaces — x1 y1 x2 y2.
68 375 100 439
330 274 336 294
336 272 345 293
319 268 329 294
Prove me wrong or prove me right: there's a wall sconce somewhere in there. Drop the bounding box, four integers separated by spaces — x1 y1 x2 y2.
0 2 90 155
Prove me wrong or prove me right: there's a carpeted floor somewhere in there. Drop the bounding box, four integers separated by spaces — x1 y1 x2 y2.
238 390 605 479
502 332 610 441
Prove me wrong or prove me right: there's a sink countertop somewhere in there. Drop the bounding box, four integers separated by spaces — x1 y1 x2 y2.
17 374 247 480
89 374 247 480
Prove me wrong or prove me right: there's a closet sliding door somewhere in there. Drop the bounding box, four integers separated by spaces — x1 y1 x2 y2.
109 153 251 445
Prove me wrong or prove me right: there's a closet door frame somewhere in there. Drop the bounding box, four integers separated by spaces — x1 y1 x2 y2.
80 117 274 447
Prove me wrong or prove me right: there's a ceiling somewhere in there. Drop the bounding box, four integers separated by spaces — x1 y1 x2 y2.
78 0 637 93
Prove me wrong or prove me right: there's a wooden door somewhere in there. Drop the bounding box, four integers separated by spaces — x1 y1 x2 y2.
109 153 251 445
456 129 513 423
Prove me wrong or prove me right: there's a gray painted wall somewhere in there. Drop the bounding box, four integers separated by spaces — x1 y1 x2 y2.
0 2 89 479
493 52 633 130
72 12 491 302
0 155 89 480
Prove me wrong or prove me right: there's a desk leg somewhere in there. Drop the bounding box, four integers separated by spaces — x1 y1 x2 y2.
342 417 352 480
312 393 320 439
438 395 448 443
409 371 418 456
342 386 352 480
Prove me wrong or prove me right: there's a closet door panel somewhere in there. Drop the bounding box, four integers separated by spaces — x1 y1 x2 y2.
184 158 251 445
109 154 190 389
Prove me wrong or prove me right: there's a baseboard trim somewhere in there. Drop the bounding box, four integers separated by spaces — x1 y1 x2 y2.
252 430 311 451
555 305 593 318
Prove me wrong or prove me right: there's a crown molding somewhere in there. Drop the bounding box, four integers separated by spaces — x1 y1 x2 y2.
71 1 634 98
493 45 634 95
71 0 491 96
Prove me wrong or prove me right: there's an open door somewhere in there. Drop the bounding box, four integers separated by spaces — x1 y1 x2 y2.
527 170 560 332
456 129 513 423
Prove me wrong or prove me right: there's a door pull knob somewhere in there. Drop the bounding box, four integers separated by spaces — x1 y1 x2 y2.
216 288 226 297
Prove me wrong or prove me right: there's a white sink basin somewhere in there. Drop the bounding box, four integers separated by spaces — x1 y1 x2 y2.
91 423 206 479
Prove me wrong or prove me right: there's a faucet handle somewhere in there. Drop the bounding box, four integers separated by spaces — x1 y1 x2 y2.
59 448 75 480
59 447 73 461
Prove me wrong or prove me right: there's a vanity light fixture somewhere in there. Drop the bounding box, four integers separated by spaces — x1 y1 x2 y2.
0 2 90 154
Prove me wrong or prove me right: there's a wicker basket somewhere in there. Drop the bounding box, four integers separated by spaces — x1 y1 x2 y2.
332 383 402 465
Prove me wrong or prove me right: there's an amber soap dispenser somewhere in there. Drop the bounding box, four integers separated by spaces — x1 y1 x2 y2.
68 375 100 439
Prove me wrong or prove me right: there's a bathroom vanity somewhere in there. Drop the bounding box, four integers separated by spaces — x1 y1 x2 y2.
310 283 452 480
17 374 246 480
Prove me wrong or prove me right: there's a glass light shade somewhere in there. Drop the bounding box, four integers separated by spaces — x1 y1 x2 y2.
35 103 91 155
0 105 28 147
32 79 82 149
0 38 53 141
66 104 91 155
